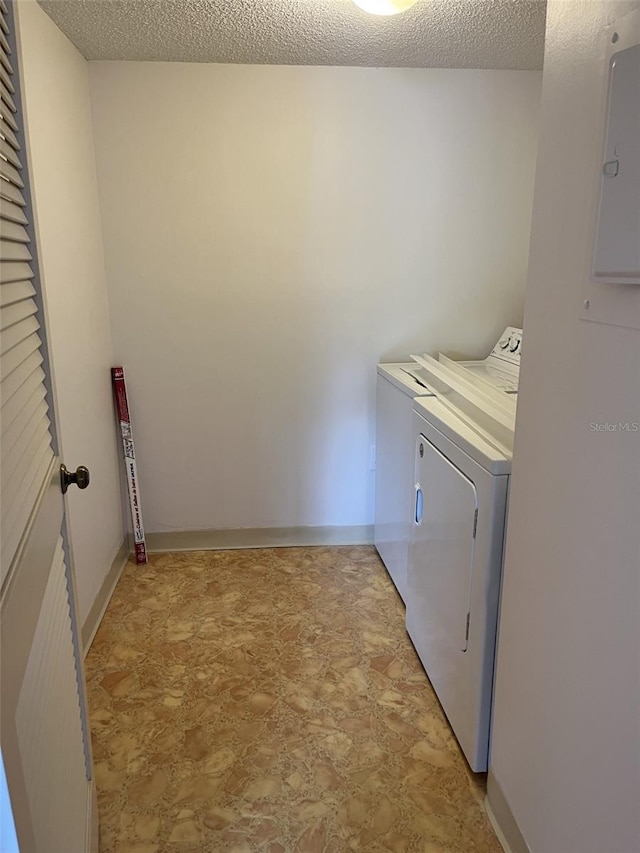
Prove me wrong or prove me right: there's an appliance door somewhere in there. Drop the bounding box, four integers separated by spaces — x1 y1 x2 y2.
408 413 509 771
409 435 478 662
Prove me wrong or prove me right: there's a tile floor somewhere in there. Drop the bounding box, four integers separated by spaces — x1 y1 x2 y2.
85 546 502 853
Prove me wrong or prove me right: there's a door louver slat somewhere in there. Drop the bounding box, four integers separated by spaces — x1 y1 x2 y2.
0 134 21 167
0 78 16 113
1 261 34 283
0 26 11 59
0 219 29 243
0 177 25 205
0 198 28 224
0 99 18 132
0 53 12 89
0 239 30 262
0 154 24 187
0 314 39 354
0 281 36 308
0 157 24 189
0 279 35 307
0 329 40 379
0 39 12 76
1 295 37 331
0 114 19 149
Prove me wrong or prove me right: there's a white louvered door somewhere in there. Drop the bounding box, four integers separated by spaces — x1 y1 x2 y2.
0 1 95 851
0 0 54 581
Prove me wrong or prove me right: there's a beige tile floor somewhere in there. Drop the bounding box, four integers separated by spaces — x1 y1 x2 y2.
86 546 502 853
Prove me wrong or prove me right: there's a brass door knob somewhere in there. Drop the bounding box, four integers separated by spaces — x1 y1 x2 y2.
60 464 90 495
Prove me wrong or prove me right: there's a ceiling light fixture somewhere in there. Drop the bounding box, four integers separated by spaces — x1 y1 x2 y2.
352 0 419 16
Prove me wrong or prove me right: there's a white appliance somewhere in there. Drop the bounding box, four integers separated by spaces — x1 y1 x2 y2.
456 326 521 394
374 364 435 602
406 328 522 772
374 328 521 604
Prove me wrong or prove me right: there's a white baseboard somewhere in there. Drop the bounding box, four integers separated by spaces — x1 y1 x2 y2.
145 524 374 553
88 780 98 853
81 538 129 656
486 769 531 853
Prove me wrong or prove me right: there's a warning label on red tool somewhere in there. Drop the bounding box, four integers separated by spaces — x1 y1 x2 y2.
111 366 147 565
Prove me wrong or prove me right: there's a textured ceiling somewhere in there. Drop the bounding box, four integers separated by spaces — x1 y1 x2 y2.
37 0 546 70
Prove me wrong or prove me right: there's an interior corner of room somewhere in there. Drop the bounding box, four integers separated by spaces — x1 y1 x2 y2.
19 0 545 635
2 0 640 851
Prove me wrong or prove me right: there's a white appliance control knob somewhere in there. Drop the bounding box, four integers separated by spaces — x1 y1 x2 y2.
499 338 510 349
509 338 520 353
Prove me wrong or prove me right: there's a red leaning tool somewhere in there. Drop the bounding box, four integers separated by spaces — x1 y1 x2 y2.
111 367 148 565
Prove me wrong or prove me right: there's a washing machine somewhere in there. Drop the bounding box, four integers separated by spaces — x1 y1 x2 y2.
405 329 521 772
374 364 435 602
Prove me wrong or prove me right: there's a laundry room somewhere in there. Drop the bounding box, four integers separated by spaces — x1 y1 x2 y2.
23 1 542 604
3 0 640 851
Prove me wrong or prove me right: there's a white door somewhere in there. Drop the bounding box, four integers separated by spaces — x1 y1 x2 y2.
0 1 95 850
407 435 478 728
407 433 478 679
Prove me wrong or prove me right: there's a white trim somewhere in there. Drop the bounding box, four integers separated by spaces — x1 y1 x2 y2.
486 795 516 853
145 525 374 553
81 539 129 655
486 769 531 853
87 781 98 853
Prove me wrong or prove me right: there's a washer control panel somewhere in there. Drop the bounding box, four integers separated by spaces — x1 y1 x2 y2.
491 327 522 365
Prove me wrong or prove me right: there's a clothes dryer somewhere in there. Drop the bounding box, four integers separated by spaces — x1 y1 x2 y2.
409 397 511 771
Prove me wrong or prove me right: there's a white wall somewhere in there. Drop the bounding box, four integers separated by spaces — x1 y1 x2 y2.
89 61 541 534
16 0 124 624
490 2 640 852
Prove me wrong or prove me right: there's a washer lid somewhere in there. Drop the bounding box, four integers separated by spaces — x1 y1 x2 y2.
377 363 436 397
442 326 522 393
410 353 516 453
413 397 511 474
455 360 519 393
